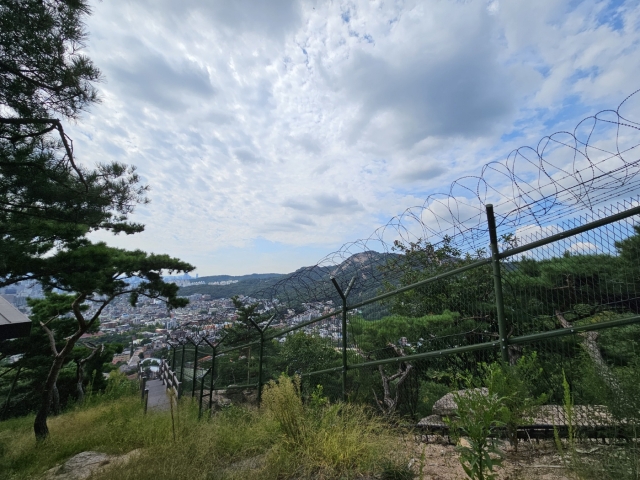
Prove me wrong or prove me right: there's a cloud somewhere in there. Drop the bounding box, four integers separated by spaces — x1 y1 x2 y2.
569 241 599 254
332 1 518 148
106 39 215 112
283 194 364 215
233 148 262 164
71 0 640 275
394 163 447 183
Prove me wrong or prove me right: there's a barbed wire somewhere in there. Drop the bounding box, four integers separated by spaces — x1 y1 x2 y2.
254 90 640 312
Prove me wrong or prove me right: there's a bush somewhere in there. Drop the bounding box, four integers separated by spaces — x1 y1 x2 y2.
445 388 506 480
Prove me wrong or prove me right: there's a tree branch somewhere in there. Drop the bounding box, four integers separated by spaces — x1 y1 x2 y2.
0 61 63 93
39 321 59 357
86 297 114 329
71 293 88 330
555 310 622 394
0 117 87 188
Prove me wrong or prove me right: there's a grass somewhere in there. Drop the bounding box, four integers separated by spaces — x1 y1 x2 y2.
0 375 412 480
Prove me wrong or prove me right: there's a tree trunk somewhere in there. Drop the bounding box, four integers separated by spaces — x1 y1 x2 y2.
52 383 60 415
76 360 85 405
555 311 622 395
34 355 66 440
373 343 413 416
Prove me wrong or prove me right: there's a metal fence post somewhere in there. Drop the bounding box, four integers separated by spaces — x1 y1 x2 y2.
191 339 199 398
209 347 216 410
171 346 177 372
486 204 509 363
198 369 208 419
255 331 263 404
179 342 186 396
331 276 356 402
144 388 149 414
204 335 227 413
141 376 147 401
248 315 276 406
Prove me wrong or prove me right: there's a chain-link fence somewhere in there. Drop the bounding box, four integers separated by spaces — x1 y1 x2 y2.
162 198 640 449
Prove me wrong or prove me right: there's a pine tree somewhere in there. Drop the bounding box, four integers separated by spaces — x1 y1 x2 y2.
0 0 147 285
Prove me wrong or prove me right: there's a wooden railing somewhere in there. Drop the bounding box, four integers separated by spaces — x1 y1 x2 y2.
160 359 181 399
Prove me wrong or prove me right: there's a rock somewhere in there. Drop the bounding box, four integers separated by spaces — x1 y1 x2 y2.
417 414 448 428
42 450 141 480
431 388 488 416
209 388 258 409
458 437 472 448
211 454 266 479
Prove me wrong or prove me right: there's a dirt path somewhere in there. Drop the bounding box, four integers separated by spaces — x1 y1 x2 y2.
406 438 574 479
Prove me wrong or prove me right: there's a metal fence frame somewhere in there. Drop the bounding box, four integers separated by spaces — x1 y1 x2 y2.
166 202 640 418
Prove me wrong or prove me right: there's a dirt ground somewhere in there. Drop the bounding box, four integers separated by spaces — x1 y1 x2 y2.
404 436 577 479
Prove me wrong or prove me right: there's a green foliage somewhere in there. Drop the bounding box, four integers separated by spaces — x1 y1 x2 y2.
380 460 416 480
446 388 506 480
418 380 452 416
262 374 305 444
554 371 576 458
309 384 329 410
0 383 404 480
261 373 399 479
0 0 149 286
0 293 117 417
383 236 493 319
277 331 340 375
483 353 548 450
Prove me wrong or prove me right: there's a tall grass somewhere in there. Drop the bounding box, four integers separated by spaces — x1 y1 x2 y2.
0 374 410 480
260 375 403 479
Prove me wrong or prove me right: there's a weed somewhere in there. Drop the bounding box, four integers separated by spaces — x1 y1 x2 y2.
446 388 506 480
380 459 416 480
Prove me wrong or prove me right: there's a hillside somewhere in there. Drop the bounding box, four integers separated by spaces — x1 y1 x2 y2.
178 273 286 298
178 251 400 305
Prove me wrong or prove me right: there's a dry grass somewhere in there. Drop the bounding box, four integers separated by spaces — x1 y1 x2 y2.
0 376 408 480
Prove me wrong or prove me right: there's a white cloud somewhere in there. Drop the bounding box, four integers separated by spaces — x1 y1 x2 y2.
68 0 640 275
569 241 599 254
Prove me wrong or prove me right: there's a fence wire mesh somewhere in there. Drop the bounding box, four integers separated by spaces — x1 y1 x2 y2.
165 198 640 449
153 94 640 470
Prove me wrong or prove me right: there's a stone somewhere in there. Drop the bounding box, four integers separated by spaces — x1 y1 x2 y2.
417 414 448 428
42 450 141 480
431 388 488 416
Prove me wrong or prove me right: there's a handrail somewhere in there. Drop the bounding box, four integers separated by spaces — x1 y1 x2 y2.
160 359 181 399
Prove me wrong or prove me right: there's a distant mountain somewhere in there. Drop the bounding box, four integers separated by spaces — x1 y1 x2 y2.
179 251 400 310
195 273 284 284
178 273 287 299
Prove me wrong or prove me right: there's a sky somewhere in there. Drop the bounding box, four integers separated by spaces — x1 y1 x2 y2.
70 0 640 276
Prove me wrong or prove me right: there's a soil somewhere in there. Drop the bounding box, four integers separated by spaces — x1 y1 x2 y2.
405 436 574 479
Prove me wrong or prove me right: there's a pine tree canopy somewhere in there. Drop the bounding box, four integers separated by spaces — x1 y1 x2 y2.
0 0 148 285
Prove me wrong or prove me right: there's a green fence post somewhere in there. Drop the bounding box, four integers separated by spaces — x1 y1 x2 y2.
331 276 356 402
248 315 276 407
171 345 177 372
204 334 228 413
486 204 509 363
257 331 264 404
209 347 216 411
191 338 199 398
179 342 186 394
198 368 208 419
